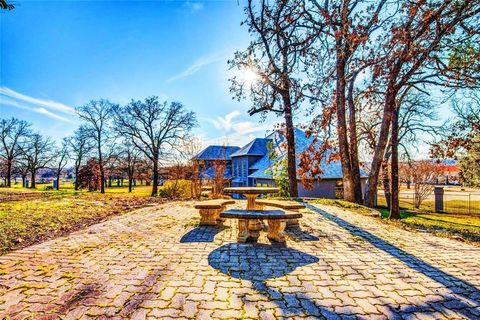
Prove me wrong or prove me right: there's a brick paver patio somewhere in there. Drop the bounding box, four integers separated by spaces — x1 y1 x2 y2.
1 201 479 319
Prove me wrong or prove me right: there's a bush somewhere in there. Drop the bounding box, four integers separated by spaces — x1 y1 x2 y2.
159 180 192 199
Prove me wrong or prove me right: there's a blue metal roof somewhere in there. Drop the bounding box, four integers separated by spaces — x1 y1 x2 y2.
248 129 368 180
230 138 270 157
194 145 240 161
199 166 233 180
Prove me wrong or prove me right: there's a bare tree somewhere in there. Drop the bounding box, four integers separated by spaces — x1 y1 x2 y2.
68 125 94 190
119 140 141 193
304 0 389 203
76 100 116 194
229 0 318 197
54 138 69 190
363 0 480 219
400 160 442 209
19 133 55 188
114 97 197 196
358 91 439 208
0 118 31 187
176 136 203 199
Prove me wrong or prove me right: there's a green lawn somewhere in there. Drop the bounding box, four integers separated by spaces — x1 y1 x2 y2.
377 208 480 242
0 184 164 254
310 199 480 243
377 193 480 215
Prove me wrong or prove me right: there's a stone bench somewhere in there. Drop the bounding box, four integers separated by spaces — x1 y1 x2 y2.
220 209 303 243
255 199 306 227
194 199 235 226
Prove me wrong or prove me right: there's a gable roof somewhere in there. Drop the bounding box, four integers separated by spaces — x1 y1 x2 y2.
230 138 270 157
199 165 233 180
194 145 240 161
249 129 368 180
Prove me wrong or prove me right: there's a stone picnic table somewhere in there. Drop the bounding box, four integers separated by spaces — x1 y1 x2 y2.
223 187 280 210
220 209 302 242
223 187 299 243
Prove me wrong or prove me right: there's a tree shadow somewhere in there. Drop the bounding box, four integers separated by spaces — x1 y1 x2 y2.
306 204 480 307
376 295 480 319
180 225 227 243
208 243 335 317
208 243 319 280
285 225 320 241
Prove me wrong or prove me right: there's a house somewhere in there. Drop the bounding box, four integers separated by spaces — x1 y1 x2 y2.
194 128 368 198
193 145 240 182
437 159 460 185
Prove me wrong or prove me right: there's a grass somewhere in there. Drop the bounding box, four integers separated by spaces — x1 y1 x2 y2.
0 182 166 254
377 208 480 242
309 198 378 216
309 198 480 243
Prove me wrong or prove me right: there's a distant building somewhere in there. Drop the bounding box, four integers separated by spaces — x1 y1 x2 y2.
194 128 368 198
437 159 460 185
193 145 241 183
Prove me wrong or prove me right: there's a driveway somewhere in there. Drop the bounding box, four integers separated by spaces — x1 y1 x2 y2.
0 201 479 319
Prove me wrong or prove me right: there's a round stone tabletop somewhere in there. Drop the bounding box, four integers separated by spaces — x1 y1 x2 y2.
223 187 280 194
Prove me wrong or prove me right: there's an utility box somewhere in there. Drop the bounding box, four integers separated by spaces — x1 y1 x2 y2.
434 186 444 213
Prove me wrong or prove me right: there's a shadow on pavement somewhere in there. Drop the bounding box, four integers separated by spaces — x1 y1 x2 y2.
306 204 480 308
208 243 332 317
180 225 227 243
285 226 321 241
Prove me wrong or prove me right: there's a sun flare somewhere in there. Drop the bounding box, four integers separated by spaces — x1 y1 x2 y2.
240 68 260 86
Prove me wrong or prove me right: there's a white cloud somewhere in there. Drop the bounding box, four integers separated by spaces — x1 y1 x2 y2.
202 133 257 149
184 1 204 14
166 51 228 83
205 110 241 131
0 87 75 114
200 110 279 149
0 97 75 124
232 121 271 135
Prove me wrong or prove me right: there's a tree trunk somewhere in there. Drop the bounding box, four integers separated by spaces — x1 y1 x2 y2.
31 170 36 188
74 166 80 190
335 53 355 202
56 170 61 190
364 88 396 207
128 167 134 193
282 100 298 198
389 106 400 219
99 167 105 193
98 140 105 193
381 152 391 209
347 77 363 204
22 175 26 188
152 158 159 197
6 159 12 187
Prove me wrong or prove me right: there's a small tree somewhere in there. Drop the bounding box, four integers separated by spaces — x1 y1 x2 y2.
19 133 55 188
119 140 141 193
54 138 69 190
76 100 116 194
401 160 442 209
266 141 290 197
212 159 227 198
0 118 31 187
77 158 102 191
68 125 94 190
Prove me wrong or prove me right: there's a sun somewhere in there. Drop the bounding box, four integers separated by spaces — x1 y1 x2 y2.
240 68 260 86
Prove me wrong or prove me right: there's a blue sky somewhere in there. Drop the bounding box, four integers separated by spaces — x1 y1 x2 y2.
0 0 280 147
0 0 450 159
